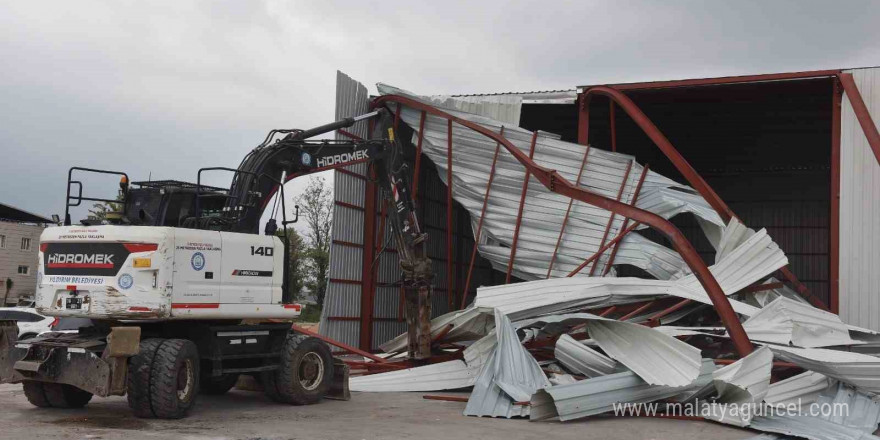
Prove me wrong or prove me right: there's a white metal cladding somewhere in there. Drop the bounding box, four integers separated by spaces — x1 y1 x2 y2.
320 71 370 343
839 67 880 331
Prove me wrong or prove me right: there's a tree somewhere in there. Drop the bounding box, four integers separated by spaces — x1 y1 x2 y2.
276 228 308 301
296 176 333 307
87 197 122 221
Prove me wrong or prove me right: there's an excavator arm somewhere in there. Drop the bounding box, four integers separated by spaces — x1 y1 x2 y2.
223 108 435 359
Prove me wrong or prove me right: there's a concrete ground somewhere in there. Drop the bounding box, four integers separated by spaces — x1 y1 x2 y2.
0 384 757 440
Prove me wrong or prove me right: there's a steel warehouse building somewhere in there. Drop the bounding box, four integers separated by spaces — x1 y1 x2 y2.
320 67 880 351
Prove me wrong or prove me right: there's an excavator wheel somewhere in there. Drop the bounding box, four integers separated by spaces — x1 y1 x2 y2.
127 338 200 419
23 381 92 408
263 334 333 405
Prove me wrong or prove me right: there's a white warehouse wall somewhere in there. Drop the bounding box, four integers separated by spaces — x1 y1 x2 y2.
839 67 880 331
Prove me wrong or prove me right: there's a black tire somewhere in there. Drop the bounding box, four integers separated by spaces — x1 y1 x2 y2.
43 383 92 408
22 381 51 408
263 334 333 405
19 333 37 340
148 339 200 419
200 373 239 395
127 338 164 418
22 381 92 408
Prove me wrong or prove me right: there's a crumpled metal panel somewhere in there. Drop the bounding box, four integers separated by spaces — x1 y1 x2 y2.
705 346 773 427
554 334 619 378
530 359 716 422
377 83 725 281
748 416 880 440
586 319 703 387
743 297 861 348
768 345 880 393
463 350 530 418
471 220 785 321
349 359 478 392
763 371 830 407
750 381 880 440
491 311 551 402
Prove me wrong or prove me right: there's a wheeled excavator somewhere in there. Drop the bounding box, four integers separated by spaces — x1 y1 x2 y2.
0 108 434 418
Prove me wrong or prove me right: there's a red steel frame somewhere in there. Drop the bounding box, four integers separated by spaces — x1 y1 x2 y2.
335 68 880 353
578 84 829 312
462 127 505 309
587 160 633 276
602 165 650 276
446 120 455 309
575 70 880 317
506 132 539 283
546 144 591 278
830 79 842 314
372 94 754 357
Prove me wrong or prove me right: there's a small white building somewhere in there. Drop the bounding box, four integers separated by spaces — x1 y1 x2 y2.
0 202 52 306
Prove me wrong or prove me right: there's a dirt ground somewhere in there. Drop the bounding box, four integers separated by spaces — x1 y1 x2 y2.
0 383 758 440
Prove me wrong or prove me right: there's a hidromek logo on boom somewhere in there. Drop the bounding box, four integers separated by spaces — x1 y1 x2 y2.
47 253 114 267
316 150 368 167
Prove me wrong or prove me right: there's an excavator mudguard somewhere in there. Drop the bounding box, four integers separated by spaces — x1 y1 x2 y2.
0 322 139 397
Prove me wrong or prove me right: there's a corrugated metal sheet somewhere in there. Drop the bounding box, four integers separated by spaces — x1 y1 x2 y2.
742 296 860 347
463 350 530 418
320 71 370 344
554 334 619 378
705 346 773 427
349 359 478 392
530 359 716 422
768 345 880 393
377 83 726 281
763 371 830 407
586 319 702 387
750 381 880 440
840 67 880 331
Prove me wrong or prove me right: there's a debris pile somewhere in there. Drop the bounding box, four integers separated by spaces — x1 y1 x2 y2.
331 81 880 440
346 220 880 439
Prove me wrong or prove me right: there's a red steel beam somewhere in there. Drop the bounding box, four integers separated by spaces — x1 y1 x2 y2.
582 69 841 91
292 325 387 363
546 144 592 278
581 86 731 220
372 94 754 357
463 129 504 309
580 85 824 310
618 300 657 322
598 306 617 317
446 120 455 309
337 129 363 141
568 221 642 276
602 164 650 276
577 94 590 145
839 72 880 166
423 395 470 403
830 78 842 314
589 160 633 276
647 299 692 326
359 120 378 352
506 132 539 283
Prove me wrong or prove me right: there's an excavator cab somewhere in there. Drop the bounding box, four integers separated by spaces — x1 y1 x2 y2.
64 167 229 228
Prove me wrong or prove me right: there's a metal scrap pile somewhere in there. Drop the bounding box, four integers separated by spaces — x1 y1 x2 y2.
348 223 880 439
332 82 880 440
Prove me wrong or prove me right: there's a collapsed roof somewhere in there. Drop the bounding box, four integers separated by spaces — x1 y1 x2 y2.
323 77 880 439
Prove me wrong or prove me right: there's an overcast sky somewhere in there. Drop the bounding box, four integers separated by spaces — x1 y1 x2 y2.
1 0 878 222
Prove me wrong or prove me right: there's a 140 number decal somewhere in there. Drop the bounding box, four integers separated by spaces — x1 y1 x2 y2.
250 246 274 256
